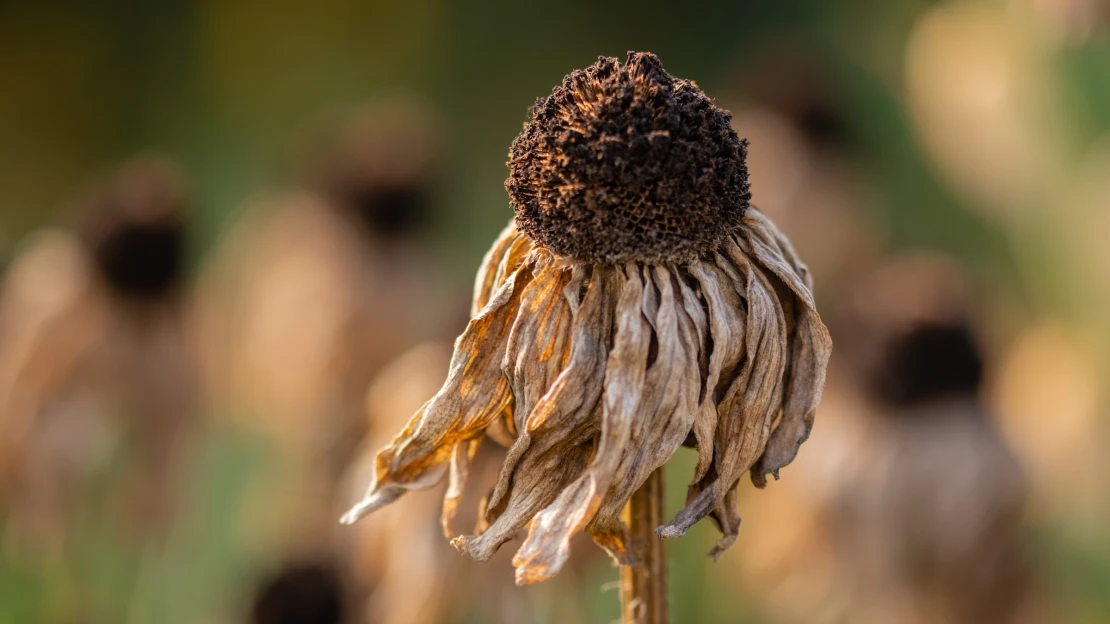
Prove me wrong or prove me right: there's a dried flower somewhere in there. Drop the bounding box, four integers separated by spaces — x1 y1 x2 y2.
341 343 580 624
342 52 832 585
734 256 1032 624
0 157 197 544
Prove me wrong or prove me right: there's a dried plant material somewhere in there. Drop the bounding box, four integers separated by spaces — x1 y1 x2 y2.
843 398 1030 624
0 159 198 545
508 53 751 264
343 52 832 586
342 344 456 624
342 343 589 624
734 259 1035 624
345 213 830 583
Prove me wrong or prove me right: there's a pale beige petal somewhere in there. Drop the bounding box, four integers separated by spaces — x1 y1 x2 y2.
484 265 597 514
745 207 814 292
685 260 747 484
456 434 594 564
452 266 615 563
738 212 833 486
707 485 741 561
472 221 523 314
502 257 575 431
441 437 481 538
510 264 650 584
341 256 534 524
660 246 788 546
345 206 831 579
587 266 702 562
488 233 534 311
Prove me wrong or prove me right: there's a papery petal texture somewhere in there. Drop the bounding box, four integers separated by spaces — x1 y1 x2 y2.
343 209 832 583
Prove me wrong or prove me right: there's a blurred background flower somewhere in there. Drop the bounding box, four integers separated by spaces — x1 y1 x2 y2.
1 0 1109 622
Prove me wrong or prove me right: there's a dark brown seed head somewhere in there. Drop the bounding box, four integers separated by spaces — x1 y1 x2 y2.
873 322 984 408
251 561 345 624
304 98 441 239
506 51 750 264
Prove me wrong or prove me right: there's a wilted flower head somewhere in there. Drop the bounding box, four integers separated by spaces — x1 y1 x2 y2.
824 257 1031 623
0 156 197 547
343 52 832 585
304 97 442 238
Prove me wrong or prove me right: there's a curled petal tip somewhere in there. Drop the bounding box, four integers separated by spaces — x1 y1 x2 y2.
340 485 410 525
513 565 554 586
451 535 498 562
340 490 397 525
339 501 371 525
708 534 738 562
656 525 686 539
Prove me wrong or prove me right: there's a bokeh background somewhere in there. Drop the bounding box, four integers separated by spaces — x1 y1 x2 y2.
2 0 1109 622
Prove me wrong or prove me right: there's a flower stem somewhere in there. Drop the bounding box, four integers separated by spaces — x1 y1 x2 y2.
620 466 668 624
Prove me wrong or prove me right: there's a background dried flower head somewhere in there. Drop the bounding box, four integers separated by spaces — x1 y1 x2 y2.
194 98 455 564
0 157 198 552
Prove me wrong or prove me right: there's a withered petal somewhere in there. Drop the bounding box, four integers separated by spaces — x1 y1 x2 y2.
342 255 533 524
452 267 614 563
472 221 523 315
586 266 701 560
503 259 575 432
685 260 747 484
738 211 832 486
660 239 788 543
510 264 650 584
442 437 481 538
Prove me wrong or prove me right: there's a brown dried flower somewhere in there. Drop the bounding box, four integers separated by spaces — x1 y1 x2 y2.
0 157 197 545
342 52 832 585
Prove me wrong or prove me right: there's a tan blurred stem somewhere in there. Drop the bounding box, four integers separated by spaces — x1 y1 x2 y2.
620 467 668 624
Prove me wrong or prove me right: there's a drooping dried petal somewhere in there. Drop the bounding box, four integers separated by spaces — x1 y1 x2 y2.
502 261 575 431
509 264 650 584
660 241 789 545
453 267 614 563
684 260 747 483
656 210 832 559
342 253 534 524
742 211 833 486
473 222 530 314
441 437 481 537
585 266 702 561
338 50 833 585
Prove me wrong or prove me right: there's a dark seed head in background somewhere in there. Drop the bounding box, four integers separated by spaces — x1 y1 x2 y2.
873 321 984 408
79 158 187 300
